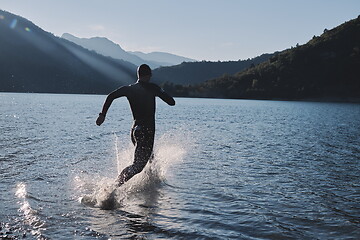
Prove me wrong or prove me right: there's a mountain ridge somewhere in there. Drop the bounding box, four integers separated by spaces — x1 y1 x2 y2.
130 51 196 66
0 10 136 94
61 33 196 68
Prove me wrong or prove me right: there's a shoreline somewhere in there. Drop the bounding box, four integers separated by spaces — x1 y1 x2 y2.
1 91 360 104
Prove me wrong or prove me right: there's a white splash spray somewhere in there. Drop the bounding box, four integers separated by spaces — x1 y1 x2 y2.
76 128 192 210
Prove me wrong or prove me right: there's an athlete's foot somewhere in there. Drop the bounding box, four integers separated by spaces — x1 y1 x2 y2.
115 177 125 187
99 190 117 210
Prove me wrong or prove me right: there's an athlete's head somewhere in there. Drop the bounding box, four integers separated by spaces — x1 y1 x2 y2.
137 64 152 80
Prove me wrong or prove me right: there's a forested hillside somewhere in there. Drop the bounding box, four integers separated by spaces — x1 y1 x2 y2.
170 16 360 100
152 53 273 85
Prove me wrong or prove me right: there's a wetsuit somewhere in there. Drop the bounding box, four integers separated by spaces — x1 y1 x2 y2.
103 80 175 185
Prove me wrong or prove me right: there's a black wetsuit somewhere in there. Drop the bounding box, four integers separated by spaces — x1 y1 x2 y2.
105 80 175 185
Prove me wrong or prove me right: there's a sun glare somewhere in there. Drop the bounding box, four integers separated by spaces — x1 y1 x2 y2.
10 18 17 29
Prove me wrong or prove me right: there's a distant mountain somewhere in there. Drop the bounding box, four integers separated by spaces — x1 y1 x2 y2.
61 33 195 68
61 33 148 67
0 10 136 94
130 51 196 66
167 16 360 101
152 53 274 85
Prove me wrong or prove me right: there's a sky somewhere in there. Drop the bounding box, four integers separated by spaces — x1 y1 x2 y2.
1 0 359 61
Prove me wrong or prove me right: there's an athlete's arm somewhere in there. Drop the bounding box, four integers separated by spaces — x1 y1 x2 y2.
156 86 175 106
96 86 127 126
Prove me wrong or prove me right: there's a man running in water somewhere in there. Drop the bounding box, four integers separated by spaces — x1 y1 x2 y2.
96 64 175 186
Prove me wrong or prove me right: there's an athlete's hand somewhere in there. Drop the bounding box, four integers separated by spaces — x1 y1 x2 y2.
96 114 105 126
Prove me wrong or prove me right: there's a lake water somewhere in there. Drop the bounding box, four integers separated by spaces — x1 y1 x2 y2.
0 92 359 239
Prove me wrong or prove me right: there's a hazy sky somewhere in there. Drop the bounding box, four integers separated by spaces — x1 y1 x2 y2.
1 0 359 61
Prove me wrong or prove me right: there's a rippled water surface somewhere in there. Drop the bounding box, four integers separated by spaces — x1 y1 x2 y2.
1 93 360 239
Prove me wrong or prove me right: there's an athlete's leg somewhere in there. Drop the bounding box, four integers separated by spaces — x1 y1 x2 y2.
116 126 154 186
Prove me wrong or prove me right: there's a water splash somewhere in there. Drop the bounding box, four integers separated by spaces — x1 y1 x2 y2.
79 181 120 210
114 128 189 194
76 128 191 210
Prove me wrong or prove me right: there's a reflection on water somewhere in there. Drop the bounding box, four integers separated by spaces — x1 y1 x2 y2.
15 182 46 239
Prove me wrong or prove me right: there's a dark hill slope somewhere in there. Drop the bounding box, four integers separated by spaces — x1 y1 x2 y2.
152 53 273 86
195 16 360 100
0 10 136 94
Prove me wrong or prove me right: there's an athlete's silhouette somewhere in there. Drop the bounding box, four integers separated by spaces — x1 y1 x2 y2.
96 64 175 186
